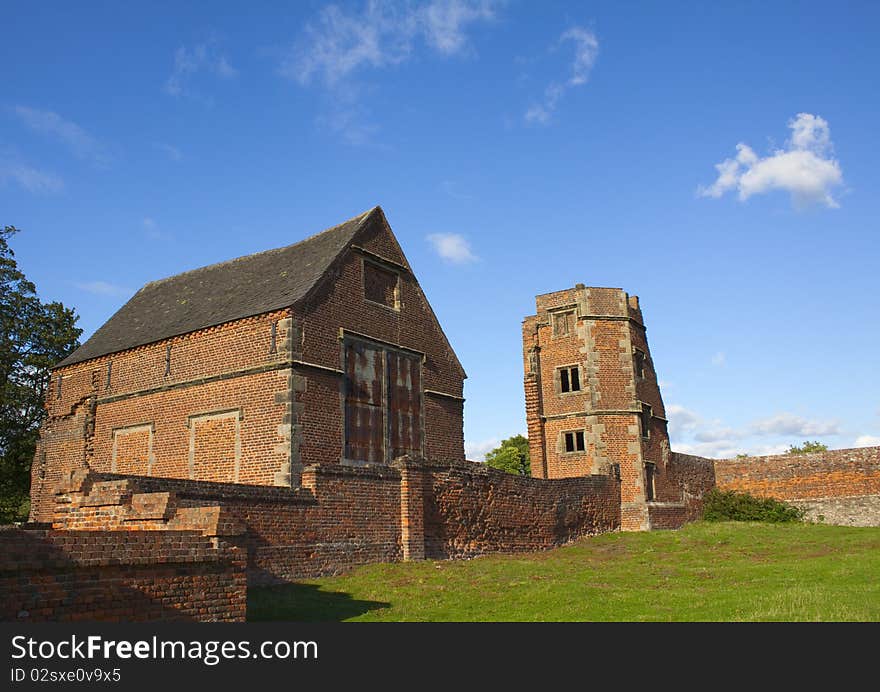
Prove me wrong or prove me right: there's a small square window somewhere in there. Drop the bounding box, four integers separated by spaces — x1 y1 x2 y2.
563 430 585 453
559 365 581 393
640 403 652 439
552 311 575 337
364 261 399 309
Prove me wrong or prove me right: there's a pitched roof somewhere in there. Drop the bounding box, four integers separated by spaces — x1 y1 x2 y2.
58 207 379 368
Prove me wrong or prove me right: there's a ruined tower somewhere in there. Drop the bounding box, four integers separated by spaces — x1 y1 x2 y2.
522 284 669 531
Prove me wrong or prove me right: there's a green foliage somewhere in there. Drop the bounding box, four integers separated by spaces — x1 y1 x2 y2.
0 226 81 523
702 488 804 523
788 441 828 454
484 434 530 476
735 453 750 459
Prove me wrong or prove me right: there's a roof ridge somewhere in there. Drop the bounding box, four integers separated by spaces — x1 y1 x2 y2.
139 206 378 292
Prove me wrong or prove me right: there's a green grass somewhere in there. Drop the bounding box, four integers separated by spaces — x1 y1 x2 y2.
248 522 880 622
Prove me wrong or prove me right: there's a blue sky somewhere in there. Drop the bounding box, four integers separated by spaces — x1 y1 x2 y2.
3 1 879 459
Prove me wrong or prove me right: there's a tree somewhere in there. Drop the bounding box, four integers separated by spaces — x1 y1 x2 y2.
484 434 530 476
1 226 81 523
788 441 828 454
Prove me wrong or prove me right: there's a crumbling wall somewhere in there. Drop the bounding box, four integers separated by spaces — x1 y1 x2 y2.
714 446 880 526
0 527 245 622
648 453 717 529
63 458 622 585
419 460 620 559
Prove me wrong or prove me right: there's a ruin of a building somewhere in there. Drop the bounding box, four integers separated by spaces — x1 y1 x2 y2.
7 206 878 622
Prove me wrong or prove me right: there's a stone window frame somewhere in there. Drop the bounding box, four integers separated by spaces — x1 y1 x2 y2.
555 363 582 396
644 462 657 501
110 422 155 475
362 258 401 312
549 306 577 339
186 408 244 482
633 348 646 379
640 402 652 440
557 428 586 455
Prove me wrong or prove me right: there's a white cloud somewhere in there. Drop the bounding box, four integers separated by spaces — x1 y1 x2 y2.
440 180 474 200
666 404 701 438
422 0 496 54
674 440 743 460
165 39 238 96
465 437 501 461
11 106 109 165
525 26 598 125
74 281 130 297
693 426 738 443
282 0 497 86
746 443 792 457
154 142 182 161
142 217 168 240
710 351 726 367
426 233 478 263
854 435 880 448
0 161 64 193
668 404 843 459
750 413 840 437
699 113 844 209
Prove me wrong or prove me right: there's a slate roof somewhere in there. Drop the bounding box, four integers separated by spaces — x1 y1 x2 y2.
58 207 380 367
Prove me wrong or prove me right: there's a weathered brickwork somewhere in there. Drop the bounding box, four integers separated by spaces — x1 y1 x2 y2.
0 527 246 622
714 447 880 500
419 459 620 559
647 452 718 528
523 284 671 531
790 495 880 527
31 207 466 522
48 458 620 587
712 446 880 526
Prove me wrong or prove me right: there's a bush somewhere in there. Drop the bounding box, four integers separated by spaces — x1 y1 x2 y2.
702 488 804 523
788 441 828 454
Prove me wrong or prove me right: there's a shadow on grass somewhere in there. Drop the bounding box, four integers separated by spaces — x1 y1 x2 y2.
248 583 391 622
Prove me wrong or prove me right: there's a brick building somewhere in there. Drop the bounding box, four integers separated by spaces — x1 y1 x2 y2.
30 206 466 522
522 284 673 530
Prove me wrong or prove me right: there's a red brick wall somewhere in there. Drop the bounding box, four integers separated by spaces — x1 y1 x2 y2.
0 528 245 622
33 214 467 521
80 467 404 584
648 452 718 528
294 216 465 466
421 460 620 559
92 370 287 485
714 447 880 500
31 312 293 521
75 458 621 583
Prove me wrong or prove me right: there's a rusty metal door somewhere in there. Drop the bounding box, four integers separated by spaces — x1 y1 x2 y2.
344 340 386 464
387 350 422 459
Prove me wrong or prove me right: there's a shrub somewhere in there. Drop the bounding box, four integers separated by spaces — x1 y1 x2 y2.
702 488 804 523
788 441 828 454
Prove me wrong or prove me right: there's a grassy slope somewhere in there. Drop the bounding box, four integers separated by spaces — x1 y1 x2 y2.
248 522 880 622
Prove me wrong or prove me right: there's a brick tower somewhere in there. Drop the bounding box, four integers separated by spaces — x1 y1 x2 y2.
522 284 669 531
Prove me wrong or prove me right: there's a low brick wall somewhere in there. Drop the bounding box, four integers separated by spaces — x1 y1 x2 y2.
419 460 620 558
83 465 404 585
0 527 246 622
81 459 622 583
649 452 717 529
677 446 880 527
714 446 880 501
